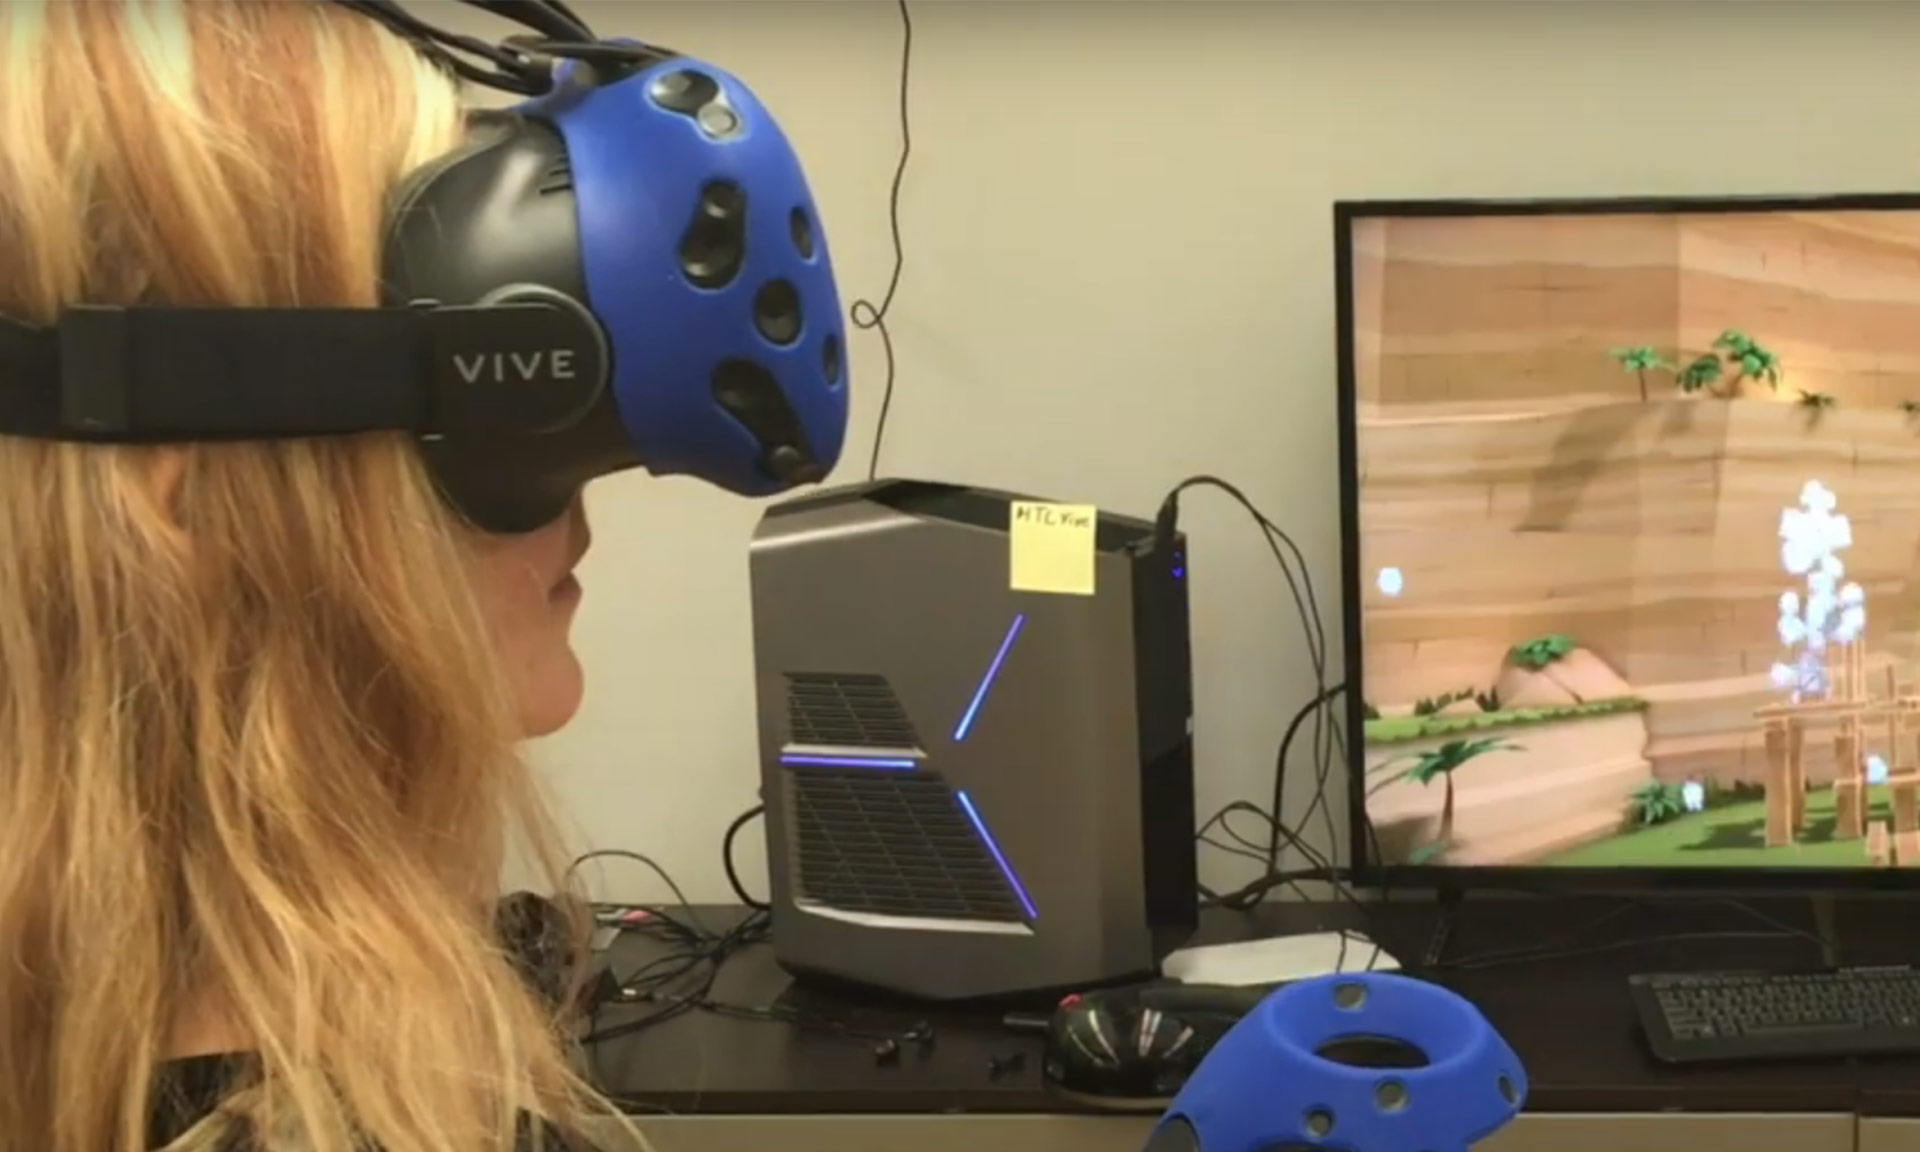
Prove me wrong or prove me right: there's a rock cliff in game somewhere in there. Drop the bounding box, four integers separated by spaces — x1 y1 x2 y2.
1351 207 1920 869
1493 645 1633 709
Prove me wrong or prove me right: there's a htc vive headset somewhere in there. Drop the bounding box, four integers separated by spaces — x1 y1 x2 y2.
0 0 848 533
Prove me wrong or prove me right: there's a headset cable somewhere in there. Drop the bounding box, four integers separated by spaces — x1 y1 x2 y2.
855 0 914 481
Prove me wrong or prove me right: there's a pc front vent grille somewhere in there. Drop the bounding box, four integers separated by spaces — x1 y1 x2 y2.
787 767 1026 922
785 672 919 748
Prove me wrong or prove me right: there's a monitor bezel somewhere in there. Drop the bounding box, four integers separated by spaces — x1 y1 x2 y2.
1336 191 1920 894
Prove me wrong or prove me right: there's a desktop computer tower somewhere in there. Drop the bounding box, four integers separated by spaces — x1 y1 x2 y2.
749 480 1197 1001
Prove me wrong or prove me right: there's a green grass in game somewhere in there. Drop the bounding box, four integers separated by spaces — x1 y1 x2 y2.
1364 697 1646 745
1543 784 1895 867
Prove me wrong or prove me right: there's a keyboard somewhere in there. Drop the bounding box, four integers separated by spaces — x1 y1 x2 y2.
1631 967 1920 1064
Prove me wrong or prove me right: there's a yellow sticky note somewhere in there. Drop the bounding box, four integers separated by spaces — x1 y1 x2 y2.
1009 501 1097 596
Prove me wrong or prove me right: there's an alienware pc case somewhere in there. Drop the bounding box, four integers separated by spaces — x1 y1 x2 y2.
749 480 1197 1000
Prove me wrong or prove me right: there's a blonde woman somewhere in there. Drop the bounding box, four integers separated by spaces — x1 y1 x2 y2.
0 0 852 1148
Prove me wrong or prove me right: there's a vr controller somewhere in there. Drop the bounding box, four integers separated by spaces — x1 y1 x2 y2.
1140 973 1527 1152
0 0 849 533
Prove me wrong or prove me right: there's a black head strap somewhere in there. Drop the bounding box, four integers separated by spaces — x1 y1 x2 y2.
0 303 588 442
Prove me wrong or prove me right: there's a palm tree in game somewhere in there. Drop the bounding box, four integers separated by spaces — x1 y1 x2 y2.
1609 346 1672 403
1370 737 1521 863
1713 330 1782 395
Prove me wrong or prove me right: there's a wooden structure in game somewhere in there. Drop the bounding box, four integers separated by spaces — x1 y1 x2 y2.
1753 642 1920 864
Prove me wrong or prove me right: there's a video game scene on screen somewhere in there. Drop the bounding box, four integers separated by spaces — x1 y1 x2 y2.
1352 204 1920 870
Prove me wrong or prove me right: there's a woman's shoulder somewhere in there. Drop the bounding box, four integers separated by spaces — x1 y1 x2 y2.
148 1055 578 1152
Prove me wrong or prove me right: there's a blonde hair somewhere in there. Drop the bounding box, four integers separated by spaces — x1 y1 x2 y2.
0 2 623 1150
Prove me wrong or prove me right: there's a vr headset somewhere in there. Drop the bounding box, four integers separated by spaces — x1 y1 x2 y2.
0 0 848 533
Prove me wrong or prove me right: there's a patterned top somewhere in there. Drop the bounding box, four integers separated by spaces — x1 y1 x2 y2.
148 1055 566 1152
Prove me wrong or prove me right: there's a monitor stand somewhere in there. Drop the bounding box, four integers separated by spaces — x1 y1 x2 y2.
1811 892 1841 967
1423 888 1463 968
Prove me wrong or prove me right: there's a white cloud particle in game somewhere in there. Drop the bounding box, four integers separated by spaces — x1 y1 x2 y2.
1772 480 1865 700
1376 567 1404 597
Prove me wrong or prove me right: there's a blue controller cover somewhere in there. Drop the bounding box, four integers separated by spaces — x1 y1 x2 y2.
1143 972 1527 1152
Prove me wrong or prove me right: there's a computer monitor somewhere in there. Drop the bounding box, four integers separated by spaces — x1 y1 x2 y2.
1338 193 1920 889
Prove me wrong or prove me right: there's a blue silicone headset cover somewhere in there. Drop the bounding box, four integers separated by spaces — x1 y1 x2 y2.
522 49 849 495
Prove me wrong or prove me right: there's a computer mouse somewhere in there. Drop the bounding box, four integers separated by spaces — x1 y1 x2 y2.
1042 982 1271 1110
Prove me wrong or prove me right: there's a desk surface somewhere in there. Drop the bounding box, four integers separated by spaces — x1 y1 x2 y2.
583 895 1920 1119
